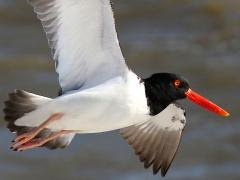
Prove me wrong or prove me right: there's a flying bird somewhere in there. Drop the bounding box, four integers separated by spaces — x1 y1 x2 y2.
3 0 229 177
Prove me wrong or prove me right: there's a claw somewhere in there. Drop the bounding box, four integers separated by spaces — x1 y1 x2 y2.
11 132 37 149
12 130 74 151
14 139 43 151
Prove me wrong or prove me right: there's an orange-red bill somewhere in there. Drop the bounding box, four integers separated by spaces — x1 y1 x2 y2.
185 89 230 117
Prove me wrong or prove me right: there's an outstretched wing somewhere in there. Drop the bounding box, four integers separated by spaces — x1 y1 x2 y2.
27 0 127 93
120 104 186 176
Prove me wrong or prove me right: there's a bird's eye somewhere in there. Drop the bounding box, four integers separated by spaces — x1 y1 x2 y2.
173 80 181 87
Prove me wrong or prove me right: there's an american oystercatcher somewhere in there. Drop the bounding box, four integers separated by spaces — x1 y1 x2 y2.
3 0 229 176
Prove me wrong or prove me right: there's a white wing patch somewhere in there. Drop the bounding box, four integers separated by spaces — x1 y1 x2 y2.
27 0 127 92
120 104 186 176
150 103 186 131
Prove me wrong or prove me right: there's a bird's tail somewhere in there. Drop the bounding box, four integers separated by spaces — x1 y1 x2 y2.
3 90 75 149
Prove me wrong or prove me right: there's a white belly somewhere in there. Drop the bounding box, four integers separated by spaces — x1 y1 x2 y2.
53 104 150 133
15 74 150 133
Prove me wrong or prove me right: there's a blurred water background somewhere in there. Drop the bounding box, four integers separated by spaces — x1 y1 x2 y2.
0 0 240 179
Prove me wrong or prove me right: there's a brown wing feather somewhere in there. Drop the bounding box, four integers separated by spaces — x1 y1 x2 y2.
120 103 186 176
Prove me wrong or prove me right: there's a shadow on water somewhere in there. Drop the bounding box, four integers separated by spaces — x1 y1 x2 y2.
0 0 239 179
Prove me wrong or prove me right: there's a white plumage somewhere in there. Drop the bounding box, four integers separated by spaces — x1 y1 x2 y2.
4 0 188 176
28 0 127 92
15 72 150 132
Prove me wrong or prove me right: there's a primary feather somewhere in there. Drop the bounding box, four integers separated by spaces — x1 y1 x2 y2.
121 104 186 176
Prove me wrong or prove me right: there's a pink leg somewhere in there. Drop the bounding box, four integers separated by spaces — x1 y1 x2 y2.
14 130 75 151
11 113 64 149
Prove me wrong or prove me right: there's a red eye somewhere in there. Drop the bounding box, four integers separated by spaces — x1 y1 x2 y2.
174 80 181 87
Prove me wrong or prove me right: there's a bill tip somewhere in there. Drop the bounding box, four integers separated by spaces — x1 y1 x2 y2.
224 112 230 117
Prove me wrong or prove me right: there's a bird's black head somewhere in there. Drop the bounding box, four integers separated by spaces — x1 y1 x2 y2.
143 73 189 115
143 72 229 117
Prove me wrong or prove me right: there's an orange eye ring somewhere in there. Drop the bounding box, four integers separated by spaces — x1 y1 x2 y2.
174 80 181 87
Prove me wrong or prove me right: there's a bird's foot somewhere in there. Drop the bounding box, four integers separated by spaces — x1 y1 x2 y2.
12 130 74 151
11 130 39 150
11 113 64 151
12 138 45 151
